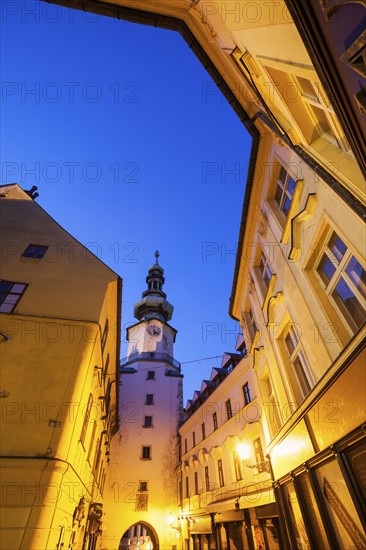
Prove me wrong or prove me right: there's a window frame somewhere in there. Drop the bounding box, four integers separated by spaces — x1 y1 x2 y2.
253 438 267 474
138 481 148 492
22 244 48 259
0 280 28 313
212 411 218 431
262 374 282 437
204 466 210 492
314 229 365 333
225 399 233 420
274 165 297 221
243 382 252 406
185 476 189 498
252 245 277 310
218 458 225 487
80 394 93 448
279 321 315 404
145 393 154 406
143 415 153 428
141 446 152 460
259 250 273 291
233 451 242 481
242 304 260 352
194 471 199 495
87 421 97 466
101 319 109 352
103 353 110 382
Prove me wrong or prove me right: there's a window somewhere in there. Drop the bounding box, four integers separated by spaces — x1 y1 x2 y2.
139 481 148 492
194 472 198 495
218 459 225 487
265 66 351 153
22 244 48 259
225 399 232 420
295 75 350 151
282 323 315 403
233 451 242 481
141 446 151 460
185 476 189 498
101 319 109 352
316 231 365 332
87 421 97 465
192 431 196 447
98 463 106 493
93 438 102 475
143 416 153 428
243 382 252 406
253 438 266 473
179 480 182 504
80 394 93 448
145 394 154 405
201 422 206 440
204 466 210 492
103 353 110 382
263 375 282 436
274 166 296 219
248 307 258 334
259 250 273 291
242 305 259 350
212 412 218 431
184 438 187 454
0 280 27 313
147 370 155 380
105 379 111 415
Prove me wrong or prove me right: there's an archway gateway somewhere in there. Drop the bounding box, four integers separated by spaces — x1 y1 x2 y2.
119 522 159 550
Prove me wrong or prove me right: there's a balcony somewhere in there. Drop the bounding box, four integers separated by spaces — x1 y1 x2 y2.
121 351 181 371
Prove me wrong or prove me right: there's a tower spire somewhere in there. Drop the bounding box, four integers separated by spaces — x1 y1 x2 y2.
133 252 174 322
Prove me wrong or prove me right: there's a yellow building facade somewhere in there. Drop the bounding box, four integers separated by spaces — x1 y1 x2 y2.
3 0 366 548
0 185 122 550
177 131 365 546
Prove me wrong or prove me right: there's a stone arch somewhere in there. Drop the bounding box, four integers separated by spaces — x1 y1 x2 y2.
119 521 159 550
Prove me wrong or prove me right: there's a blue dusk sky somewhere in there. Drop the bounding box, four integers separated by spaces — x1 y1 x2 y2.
1 2 252 402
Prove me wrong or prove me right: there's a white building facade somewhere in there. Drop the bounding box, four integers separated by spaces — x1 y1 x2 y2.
103 253 184 550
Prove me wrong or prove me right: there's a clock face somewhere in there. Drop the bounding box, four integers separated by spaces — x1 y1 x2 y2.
146 325 161 336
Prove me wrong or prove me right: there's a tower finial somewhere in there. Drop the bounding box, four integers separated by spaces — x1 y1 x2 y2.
133 252 174 322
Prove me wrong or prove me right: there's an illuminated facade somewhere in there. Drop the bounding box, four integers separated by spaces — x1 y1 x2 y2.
178 350 279 549
102 255 183 550
178 132 365 547
5 0 366 548
0 184 121 550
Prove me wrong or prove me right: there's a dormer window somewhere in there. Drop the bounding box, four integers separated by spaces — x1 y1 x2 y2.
22 244 48 259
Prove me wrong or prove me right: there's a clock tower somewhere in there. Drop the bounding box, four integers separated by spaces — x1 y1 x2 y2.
125 250 177 358
104 253 183 550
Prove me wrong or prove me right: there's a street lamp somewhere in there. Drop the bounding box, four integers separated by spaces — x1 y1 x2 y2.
168 514 182 535
236 442 271 474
